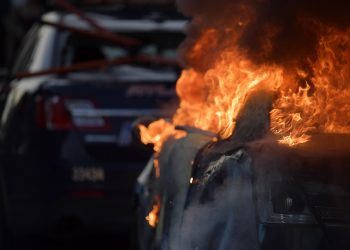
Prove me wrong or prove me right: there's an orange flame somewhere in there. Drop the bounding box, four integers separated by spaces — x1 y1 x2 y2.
271 28 350 145
146 196 161 228
140 26 350 150
139 119 185 153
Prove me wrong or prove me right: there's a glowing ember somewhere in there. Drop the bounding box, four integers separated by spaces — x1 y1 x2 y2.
139 1 350 151
153 157 160 178
146 197 161 228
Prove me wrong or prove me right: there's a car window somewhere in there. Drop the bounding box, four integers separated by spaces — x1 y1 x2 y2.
59 31 185 66
12 25 40 74
101 46 128 59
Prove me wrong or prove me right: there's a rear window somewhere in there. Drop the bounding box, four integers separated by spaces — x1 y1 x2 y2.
59 31 185 66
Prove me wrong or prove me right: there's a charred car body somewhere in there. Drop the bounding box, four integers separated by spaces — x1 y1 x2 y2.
0 9 185 236
136 101 350 250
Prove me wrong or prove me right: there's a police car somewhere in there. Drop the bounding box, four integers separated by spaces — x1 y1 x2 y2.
0 8 185 237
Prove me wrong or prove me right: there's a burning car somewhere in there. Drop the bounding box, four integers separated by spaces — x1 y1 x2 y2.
0 4 185 239
136 0 350 249
136 118 350 250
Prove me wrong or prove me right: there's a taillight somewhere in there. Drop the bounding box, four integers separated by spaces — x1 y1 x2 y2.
36 96 72 130
48 96 73 130
35 96 110 131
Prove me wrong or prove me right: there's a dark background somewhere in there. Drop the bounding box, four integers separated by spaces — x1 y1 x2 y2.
0 0 179 249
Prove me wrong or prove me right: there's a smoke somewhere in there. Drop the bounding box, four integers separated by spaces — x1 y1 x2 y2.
176 0 350 70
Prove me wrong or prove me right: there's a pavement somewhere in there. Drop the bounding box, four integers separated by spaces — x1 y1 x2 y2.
6 232 132 250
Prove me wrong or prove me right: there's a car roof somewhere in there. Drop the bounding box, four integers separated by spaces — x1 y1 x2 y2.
42 11 187 33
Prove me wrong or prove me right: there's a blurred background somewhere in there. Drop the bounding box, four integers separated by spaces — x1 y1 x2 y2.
0 0 185 249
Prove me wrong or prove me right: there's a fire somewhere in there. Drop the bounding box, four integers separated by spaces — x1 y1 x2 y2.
146 197 161 228
140 25 350 149
138 119 185 153
139 1 350 151
139 119 185 176
139 0 350 236
174 61 283 139
271 28 350 145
